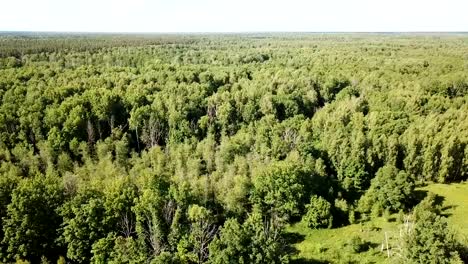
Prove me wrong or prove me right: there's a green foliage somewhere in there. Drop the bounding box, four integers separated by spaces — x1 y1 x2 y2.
358 165 415 213
0 33 467 262
401 210 464 263
60 188 108 262
251 160 309 220
345 236 369 254
187 205 217 263
287 182 468 263
302 195 333 229
420 183 468 237
208 218 247 264
348 210 356 224
397 209 405 224
60 177 138 263
0 163 20 259
91 235 145 264
209 210 289 264
2 174 64 262
132 176 172 259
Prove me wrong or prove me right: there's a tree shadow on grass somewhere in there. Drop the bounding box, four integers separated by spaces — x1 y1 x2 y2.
459 243 468 263
413 189 429 203
284 232 333 263
413 190 446 207
365 242 381 251
284 232 306 255
439 205 457 218
284 232 306 244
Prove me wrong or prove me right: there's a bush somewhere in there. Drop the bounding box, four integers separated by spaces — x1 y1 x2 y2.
345 236 369 253
303 195 333 229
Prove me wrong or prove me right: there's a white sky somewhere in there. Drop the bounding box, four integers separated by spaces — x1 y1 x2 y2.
1 0 467 32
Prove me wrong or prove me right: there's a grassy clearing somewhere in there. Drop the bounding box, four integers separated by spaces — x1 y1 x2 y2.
421 182 468 238
286 217 398 263
286 182 468 263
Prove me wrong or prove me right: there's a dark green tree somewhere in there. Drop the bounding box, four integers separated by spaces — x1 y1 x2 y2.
358 165 415 213
2 174 64 262
303 195 333 229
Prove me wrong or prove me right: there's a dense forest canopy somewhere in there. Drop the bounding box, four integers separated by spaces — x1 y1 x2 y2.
0 33 467 263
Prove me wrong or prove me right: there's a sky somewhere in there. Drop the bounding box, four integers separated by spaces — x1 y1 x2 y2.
1 0 467 32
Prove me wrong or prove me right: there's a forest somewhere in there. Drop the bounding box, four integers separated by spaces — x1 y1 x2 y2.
0 33 467 263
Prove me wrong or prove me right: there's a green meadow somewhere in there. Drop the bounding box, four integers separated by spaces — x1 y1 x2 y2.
288 182 468 263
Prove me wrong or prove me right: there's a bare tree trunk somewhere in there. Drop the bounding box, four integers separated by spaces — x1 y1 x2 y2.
87 119 95 145
119 212 136 238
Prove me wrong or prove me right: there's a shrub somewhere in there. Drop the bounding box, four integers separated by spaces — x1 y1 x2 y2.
345 236 369 253
303 195 333 229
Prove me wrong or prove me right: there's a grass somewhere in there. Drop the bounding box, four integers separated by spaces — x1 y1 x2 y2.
286 217 397 263
420 182 468 239
286 182 468 263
